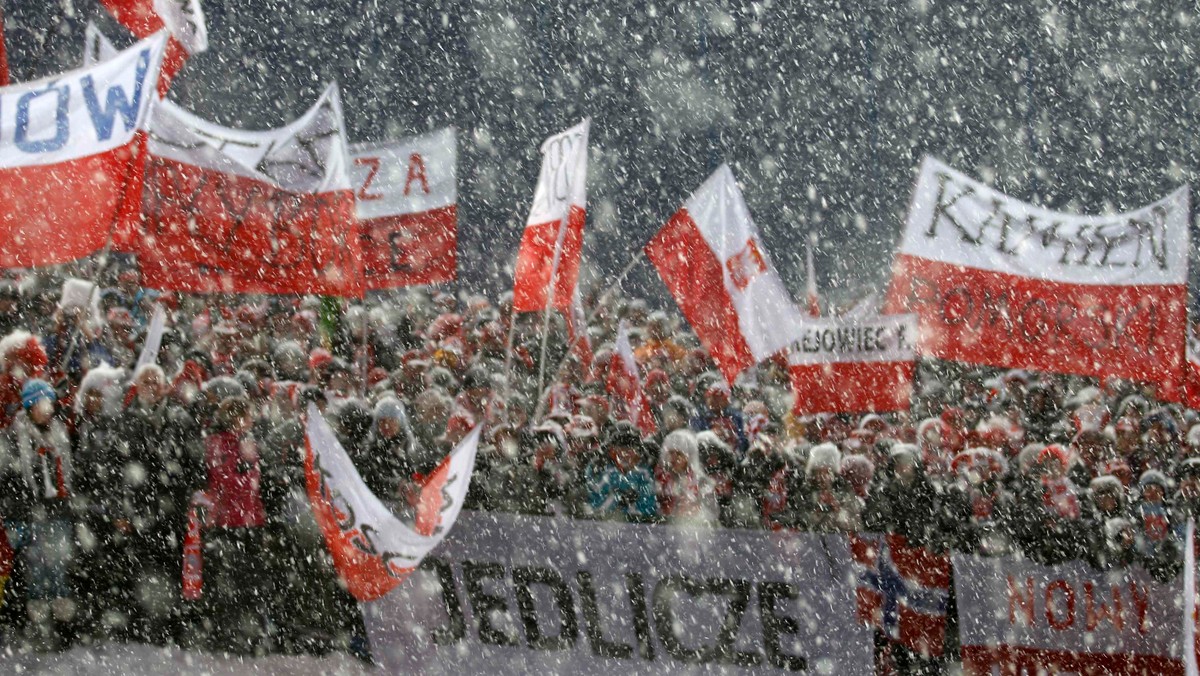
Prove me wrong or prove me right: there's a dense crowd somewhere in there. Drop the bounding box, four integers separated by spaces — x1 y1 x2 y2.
0 264 1196 666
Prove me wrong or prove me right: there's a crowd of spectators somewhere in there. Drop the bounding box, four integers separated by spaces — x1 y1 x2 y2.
0 265 1195 667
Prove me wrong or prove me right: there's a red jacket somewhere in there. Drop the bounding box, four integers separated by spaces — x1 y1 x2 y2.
205 430 265 529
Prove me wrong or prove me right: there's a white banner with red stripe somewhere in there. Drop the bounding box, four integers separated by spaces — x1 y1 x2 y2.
513 119 589 313
0 34 166 268
350 128 457 288
304 403 481 602
788 314 917 414
645 164 807 385
98 0 207 96
885 156 1189 398
953 553 1184 674
362 511 873 674
137 84 364 295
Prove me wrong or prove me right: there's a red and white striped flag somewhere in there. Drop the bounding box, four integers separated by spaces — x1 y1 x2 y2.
512 119 589 314
608 321 656 437
304 403 481 601
0 35 167 269
98 0 207 97
565 285 594 378
645 164 807 384
789 313 917 415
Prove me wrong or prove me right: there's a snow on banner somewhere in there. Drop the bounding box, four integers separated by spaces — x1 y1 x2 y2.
350 127 457 289
98 0 208 96
885 156 1189 398
513 119 589 313
789 313 917 415
362 510 874 675
137 84 364 296
0 34 166 269
304 402 481 602
953 552 1184 674
645 164 808 385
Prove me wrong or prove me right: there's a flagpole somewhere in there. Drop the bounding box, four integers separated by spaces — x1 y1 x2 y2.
532 250 642 420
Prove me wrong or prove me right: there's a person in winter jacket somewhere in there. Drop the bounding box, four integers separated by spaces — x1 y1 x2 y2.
690 382 748 455
588 424 657 522
8 379 76 648
201 396 270 654
1133 469 1181 583
654 429 717 526
1081 475 1131 571
792 443 862 533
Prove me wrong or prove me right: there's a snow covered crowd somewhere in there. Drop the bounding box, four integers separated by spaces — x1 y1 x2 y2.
0 265 1195 664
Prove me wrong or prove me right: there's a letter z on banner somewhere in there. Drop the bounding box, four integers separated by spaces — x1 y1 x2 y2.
362 510 874 674
350 128 457 289
512 119 588 313
885 156 1189 398
138 84 364 296
304 403 481 602
645 164 807 385
789 314 917 415
0 35 166 269
954 553 1184 674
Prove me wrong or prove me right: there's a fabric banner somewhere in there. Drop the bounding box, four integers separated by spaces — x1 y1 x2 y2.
362 511 874 675
610 321 656 436
304 403 481 602
645 164 807 385
788 314 917 415
885 156 1189 397
350 127 457 289
98 0 208 96
953 553 1184 674
0 34 166 269
137 84 364 296
512 119 589 313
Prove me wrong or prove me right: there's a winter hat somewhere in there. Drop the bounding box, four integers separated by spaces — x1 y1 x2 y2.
606 421 644 450
373 396 407 422
0 330 48 378
1187 424 1200 450
1138 469 1170 491
1089 475 1125 500
21 378 55 409
841 454 875 495
76 364 125 415
889 443 919 466
1037 444 1072 473
308 348 334 372
807 442 842 477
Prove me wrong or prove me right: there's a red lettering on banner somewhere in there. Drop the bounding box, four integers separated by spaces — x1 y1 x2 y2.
1129 582 1150 634
355 156 383 201
1045 579 1075 630
404 153 429 196
1084 581 1123 633
1007 575 1035 626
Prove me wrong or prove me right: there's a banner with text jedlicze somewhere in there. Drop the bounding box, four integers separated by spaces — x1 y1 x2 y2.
362 511 874 675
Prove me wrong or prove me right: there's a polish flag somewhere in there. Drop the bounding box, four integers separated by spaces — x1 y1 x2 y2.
885 157 1189 398
304 403 481 601
137 84 363 297
565 285 594 378
0 35 166 269
608 321 656 437
512 119 588 313
350 128 457 289
645 164 807 384
98 0 207 97
805 242 821 317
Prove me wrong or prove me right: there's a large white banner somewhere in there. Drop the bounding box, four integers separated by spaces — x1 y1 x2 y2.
363 511 873 675
954 553 1184 674
885 156 1189 395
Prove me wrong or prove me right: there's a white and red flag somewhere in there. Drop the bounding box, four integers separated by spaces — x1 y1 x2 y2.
350 128 457 289
789 313 917 415
512 119 589 313
137 83 363 296
0 34 167 269
98 0 207 96
854 533 951 659
608 321 656 437
885 156 1189 398
645 164 807 384
304 402 481 602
